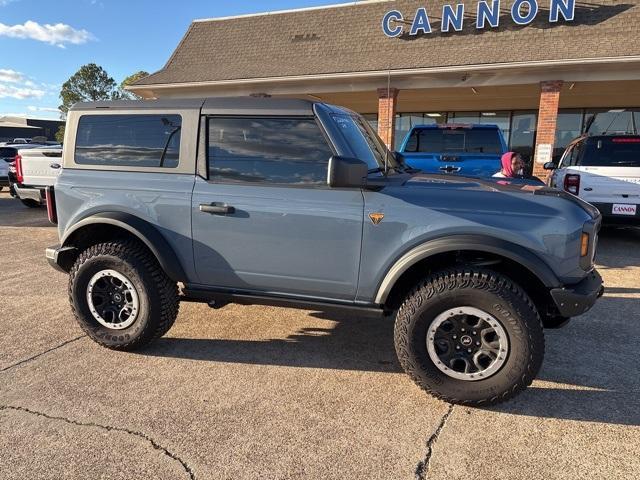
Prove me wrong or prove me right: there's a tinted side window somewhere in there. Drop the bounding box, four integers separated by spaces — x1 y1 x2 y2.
207 117 332 185
75 115 182 168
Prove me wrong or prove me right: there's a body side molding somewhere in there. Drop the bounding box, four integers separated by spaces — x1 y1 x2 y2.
374 235 562 304
61 211 188 282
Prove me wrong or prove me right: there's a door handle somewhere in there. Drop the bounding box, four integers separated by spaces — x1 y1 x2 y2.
199 202 235 215
50 163 61 169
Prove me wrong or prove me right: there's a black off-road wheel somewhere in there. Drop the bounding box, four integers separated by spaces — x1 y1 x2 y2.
394 268 544 406
69 239 179 351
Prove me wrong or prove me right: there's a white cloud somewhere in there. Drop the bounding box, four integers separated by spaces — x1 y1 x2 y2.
0 69 56 96
27 106 59 113
0 83 45 99
0 20 95 47
0 68 26 83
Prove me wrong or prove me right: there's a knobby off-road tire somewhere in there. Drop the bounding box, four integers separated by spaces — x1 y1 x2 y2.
69 239 179 351
394 268 545 406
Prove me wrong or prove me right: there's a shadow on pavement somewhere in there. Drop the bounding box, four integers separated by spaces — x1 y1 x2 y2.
145 311 402 374
0 194 51 228
143 292 639 426
596 226 640 269
491 387 640 427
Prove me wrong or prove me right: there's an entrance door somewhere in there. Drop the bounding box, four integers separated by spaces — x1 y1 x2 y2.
191 116 364 300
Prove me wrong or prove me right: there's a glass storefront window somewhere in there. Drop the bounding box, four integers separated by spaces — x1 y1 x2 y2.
362 114 378 132
509 111 537 169
394 112 447 149
365 107 639 159
554 109 583 162
449 111 511 145
585 109 638 135
395 113 431 149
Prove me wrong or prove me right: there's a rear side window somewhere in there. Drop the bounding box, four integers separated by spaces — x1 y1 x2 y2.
207 117 333 185
404 128 503 154
580 138 640 167
75 114 182 168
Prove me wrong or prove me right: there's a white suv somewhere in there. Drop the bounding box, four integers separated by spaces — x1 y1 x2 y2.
547 135 640 224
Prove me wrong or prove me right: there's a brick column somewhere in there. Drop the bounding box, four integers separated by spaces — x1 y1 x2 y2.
533 80 563 180
377 87 399 149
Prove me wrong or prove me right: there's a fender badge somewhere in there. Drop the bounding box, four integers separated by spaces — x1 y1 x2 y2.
369 213 385 225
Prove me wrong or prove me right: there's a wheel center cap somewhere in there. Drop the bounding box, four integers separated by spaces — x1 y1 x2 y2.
113 293 123 303
460 335 473 347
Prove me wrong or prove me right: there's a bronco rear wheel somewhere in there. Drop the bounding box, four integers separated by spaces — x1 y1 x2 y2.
394 268 544 406
69 239 179 350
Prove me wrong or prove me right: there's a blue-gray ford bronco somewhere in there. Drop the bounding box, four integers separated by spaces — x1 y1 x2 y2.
46 98 603 406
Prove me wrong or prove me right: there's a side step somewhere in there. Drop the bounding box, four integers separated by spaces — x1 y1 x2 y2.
181 288 387 317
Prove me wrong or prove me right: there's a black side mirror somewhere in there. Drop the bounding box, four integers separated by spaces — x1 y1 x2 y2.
328 156 368 188
543 161 557 171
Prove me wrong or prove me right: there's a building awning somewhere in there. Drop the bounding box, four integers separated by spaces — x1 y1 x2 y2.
0 117 41 129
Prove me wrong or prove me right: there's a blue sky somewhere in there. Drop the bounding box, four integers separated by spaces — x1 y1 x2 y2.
0 0 352 119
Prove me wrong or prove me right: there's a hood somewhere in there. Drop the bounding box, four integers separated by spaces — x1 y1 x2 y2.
398 173 600 219
403 172 539 192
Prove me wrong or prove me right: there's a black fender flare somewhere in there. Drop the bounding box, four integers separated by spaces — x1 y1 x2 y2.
61 211 187 282
374 234 561 304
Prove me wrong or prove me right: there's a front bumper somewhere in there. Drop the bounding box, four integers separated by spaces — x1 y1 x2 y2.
550 270 604 318
591 202 640 226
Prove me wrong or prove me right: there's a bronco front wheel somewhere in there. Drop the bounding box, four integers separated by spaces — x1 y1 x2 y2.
394 268 545 406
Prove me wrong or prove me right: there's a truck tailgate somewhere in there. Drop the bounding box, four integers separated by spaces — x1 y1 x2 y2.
402 153 501 176
19 148 62 187
573 166 640 203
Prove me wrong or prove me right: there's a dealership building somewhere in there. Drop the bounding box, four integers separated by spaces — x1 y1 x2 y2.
0 116 64 143
129 0 640 178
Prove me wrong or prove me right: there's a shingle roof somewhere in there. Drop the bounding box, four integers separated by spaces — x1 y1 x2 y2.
135 0 640 86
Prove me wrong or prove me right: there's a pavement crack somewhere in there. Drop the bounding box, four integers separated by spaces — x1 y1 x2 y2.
0 335 86 373
415 403 454 480
0 405 195 479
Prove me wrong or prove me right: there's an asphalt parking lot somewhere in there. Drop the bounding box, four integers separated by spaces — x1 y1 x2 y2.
0 190 639 480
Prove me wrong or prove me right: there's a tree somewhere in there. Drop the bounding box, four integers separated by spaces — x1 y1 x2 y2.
119 71 149 100
55 125 65 144
58 63 119 117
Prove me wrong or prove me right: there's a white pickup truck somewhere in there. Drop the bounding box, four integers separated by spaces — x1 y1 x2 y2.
547 134 640 224
10 145 62 207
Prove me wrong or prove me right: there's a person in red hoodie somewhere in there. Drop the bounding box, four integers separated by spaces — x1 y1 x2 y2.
493 151 525 178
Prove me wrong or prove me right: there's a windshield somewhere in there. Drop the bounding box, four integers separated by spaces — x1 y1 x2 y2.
580 138 640 167
332 113 400 172
404 128 503 154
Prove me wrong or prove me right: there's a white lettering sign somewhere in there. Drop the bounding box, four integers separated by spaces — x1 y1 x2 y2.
535 144 552 164
382 0 576 37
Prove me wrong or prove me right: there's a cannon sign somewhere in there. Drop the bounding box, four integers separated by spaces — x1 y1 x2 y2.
382 0 576 37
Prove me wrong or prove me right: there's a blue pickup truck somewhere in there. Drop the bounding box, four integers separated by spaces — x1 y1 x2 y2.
398 124 507 177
